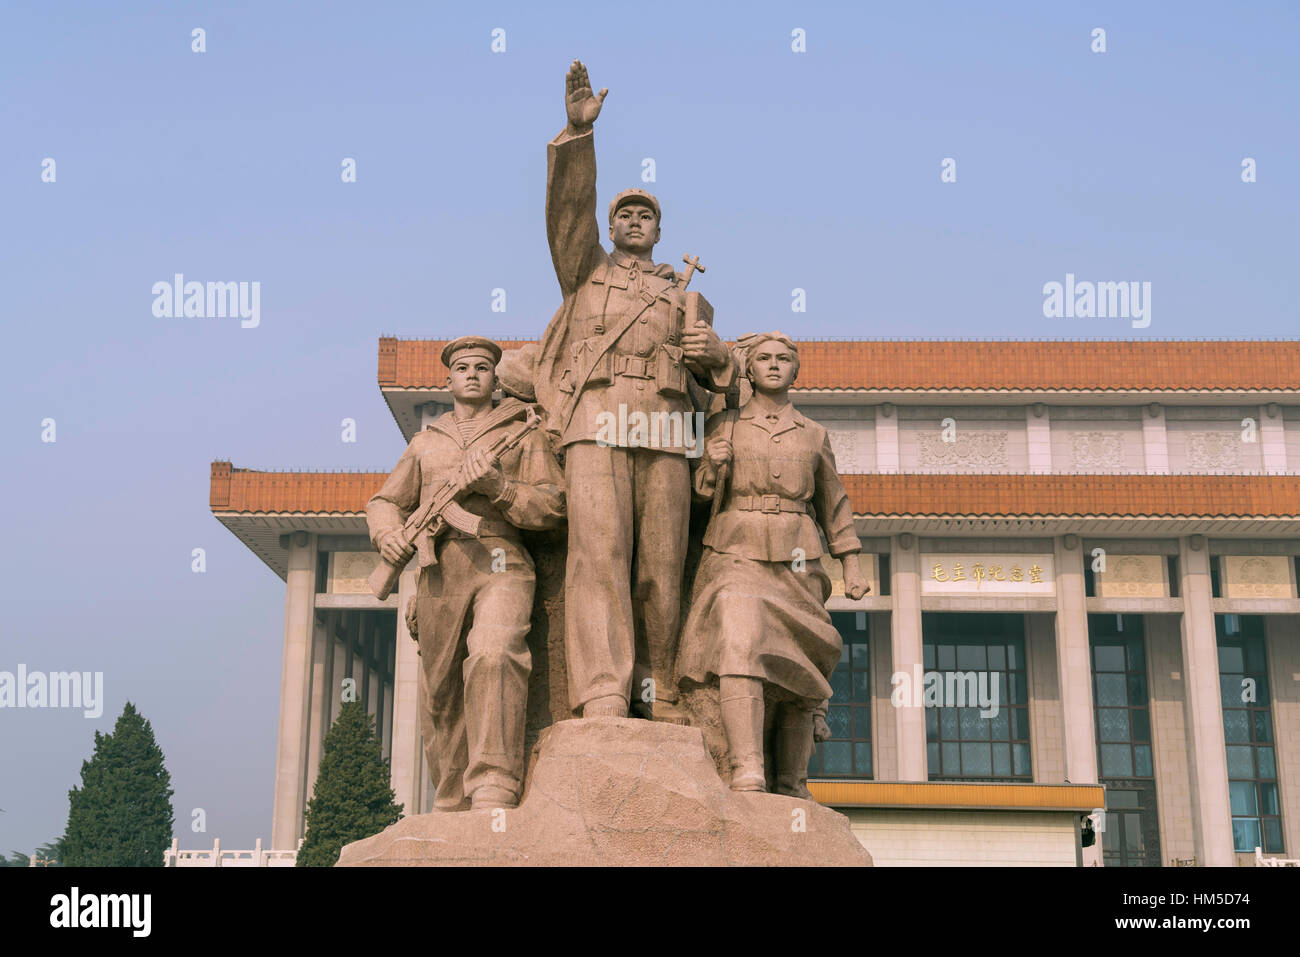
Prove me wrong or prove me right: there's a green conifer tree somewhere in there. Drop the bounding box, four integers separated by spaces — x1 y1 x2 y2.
297 700 402 867
62 701 174 866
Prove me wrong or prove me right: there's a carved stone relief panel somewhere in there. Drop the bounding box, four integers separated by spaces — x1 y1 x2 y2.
916 430 1008 471
1185 431 1242 471
1070 431 1126 471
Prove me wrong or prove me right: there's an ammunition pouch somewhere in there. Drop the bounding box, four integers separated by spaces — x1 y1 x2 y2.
573 339 612 387
655 343 687 399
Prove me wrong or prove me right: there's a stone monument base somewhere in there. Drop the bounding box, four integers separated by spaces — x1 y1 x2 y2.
336 717 872 866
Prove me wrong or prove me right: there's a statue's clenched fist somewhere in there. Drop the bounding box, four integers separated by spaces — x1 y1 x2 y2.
842 553 872 601
705 437 733 468
681 319 728 371
379 530 415 566
813 713 832 743
461 448 506 499
565 59 607 133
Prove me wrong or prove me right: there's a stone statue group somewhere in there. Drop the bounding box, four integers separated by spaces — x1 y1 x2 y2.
366 61 870 812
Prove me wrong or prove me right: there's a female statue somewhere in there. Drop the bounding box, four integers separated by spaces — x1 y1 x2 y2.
677 332 870 795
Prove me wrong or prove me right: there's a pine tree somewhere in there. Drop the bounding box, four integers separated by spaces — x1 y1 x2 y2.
62 701 174 866
297 700 402 867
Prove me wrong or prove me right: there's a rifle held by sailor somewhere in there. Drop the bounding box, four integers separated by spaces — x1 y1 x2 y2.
369 406 541 600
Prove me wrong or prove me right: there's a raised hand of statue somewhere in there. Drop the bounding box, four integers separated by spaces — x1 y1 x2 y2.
565 59 608 133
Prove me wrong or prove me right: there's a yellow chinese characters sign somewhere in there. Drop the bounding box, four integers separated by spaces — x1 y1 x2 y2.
920 553 1055 596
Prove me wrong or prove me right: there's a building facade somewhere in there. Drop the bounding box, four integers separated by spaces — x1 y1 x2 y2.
210 338 1300 866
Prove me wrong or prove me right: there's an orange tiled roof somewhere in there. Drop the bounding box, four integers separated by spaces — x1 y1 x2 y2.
840 474 1300 518
210 462 389 513
211 463 1300 518
377 338 1300 392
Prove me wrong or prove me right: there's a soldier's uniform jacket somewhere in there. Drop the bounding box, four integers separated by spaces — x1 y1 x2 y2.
365 397 565 569
535 128 733 451
694 401 861 563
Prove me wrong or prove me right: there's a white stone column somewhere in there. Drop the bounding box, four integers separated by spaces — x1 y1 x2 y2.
1260 404 1288 474
1142 403 1169 474
271 533 318 849
890 534 926 780
304 615 329 798
1026 613 1065 783
319 617 336 747
1053 537 1098 785
1026 405 1052 474
389 564 422 815
875 404 899 474
1146 614 1197 864
1177 536 1235 866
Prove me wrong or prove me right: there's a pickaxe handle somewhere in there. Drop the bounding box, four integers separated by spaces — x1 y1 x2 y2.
678 253 706 292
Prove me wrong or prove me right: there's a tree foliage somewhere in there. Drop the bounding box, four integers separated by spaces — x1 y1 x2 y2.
297 701 402 867
62 701 174 866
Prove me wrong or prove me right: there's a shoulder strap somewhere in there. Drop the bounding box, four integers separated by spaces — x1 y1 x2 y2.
553 291 662 433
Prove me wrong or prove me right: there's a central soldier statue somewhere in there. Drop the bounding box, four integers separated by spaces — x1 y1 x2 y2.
534 60 736 723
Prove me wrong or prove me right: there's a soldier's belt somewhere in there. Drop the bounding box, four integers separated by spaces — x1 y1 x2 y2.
613 354 655 379
728 494 809 515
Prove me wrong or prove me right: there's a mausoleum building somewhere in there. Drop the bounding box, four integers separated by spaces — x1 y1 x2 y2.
209 337 1300 867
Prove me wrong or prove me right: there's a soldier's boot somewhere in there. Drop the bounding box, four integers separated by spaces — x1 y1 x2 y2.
773 706 816 800
470 785 518 810
720 677 767 792
583 694 628 718
648 645 689 725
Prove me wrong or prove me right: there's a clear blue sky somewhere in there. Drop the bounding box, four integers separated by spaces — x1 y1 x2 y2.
1 0 1297 854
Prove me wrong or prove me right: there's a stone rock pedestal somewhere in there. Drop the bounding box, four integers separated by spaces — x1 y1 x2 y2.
337 717 872 866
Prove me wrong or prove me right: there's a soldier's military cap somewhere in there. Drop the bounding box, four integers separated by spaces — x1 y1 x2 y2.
441 335 503 367
608 187 661 224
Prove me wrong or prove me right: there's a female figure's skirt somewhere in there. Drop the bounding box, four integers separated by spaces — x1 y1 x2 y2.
676 547 841 702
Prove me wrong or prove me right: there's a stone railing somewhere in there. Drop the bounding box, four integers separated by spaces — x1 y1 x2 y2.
1255 846 1300 867
163 838 301 867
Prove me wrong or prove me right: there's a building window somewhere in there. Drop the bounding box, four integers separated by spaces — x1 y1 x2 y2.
1089 614 1162 867
1089 614 1154 780
808 612 872 778
923 613 1031 781
1217 615 1284 854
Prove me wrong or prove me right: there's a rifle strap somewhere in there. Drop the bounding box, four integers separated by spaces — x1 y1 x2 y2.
554 281 664 435
456 397 530 449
